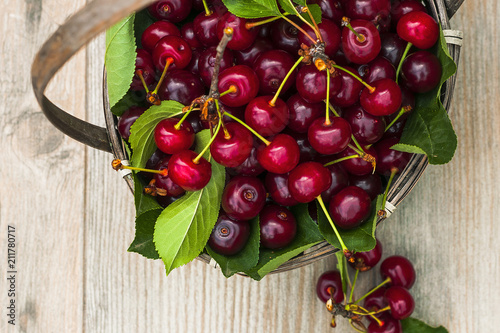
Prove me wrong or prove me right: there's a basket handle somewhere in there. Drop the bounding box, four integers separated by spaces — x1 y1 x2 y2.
31 0 155 152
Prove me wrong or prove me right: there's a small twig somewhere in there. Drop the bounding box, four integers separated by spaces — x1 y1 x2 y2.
208 28 234 98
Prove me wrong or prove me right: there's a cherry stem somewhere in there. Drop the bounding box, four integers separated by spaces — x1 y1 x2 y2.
201 0 212 16
270 56 304 107
331 64 375 93
135 70 150 93
304 5 324 42
325 70 331 125
379 168 398 216
223 111 271 146
208 28 234 98
152 57 174 96
286 0 319 40
356 305 384 326
349 269 360 304
396 42 413 84
316 195 349 254
219 85 237 98
354 277 391 305
174 106 194 131
342 17 366 43
193 116 222 164
323 154 360 167
282 15 317 45
347 144 365 156
245 16 281 29
111 159 168 176
214 99 231 139
330 102 364 152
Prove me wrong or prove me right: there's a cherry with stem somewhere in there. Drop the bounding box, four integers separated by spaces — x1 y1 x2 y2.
111 159 168 176
269 56 304 107
385 106 412 132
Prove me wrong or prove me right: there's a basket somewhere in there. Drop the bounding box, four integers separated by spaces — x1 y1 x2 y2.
32 0 464 275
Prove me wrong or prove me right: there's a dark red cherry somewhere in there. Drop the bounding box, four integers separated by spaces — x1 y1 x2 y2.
367 315 402 333
131 49 156 91
360 79 402 117
234 38 273 67
256 134 300 174
338 145 378 176
374 137 411 176
216 12 259 51
181 22 202 49
154 157 185 197
221 104 246 124
154 118 195 154
168 150 212 191
329 186 371 229
270 18 301 54
199 46 234 87
401 51 442 93
118 106 146 140
296 65 342 103
286 94 323 133
227 140 265 177
210 122 253 167
218 65 260 107
349 173 383 200
391 0 427 28
245 96 289 136
397 11 439 49
157 69 205 106
298 18 341 57
316 270 344 303
343 104 386 145
384 286 415 320
380 33 408 67
349 239 382 271
293 131 319 163
253 50 297 95
193 11 220 47
345 0 391 31
259 205 297 249
147 0 193 23
185 111 204 134
185 48 203 75
320 164 349 203
208 214 251 256
331 66 364 107
380 255 416 289
221 176 267 221
146 148 169 171
265 172 299 207
141 21 181 54
342 19 381 65
313 0 345 25
363 287 388 317
152 35 192 71
308 117 352 155
358 56 396 85
288 162 332 203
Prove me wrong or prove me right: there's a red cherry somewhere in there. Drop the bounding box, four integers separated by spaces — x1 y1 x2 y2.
168 150 212 191
308 117 352 155
288 162 332 203
296 65 342 103
397 11 439 50
265 172 299 207
210 122 253 168
221 176 266 221
218 65 260 107
367 315 402 333
349 239 383 271
342 19 381 64
193 11 220 47
152 35 192 71
256 134 300 174
141 21 181 53
298 18 341 57
208 214 251 256
245 96 289 137
380 255 416 289
216 12 259 51
154 118 195 154
316 270 345 304
131 49 156 91
360 79 402 117
384 286 415 320
329 186 371 229
154 156 185 197
147 0 193 23
259 204 297 249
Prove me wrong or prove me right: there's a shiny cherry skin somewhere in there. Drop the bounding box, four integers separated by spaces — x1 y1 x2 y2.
118 106 146 140
338 145 378 176
313 0 345 25
391 0 427 28
345 0 391 30
380 33 408 67
254 50 297 95
292 131 319 163
360 78 402 117
358 56 397 85
308 117 352 155
367 315 402 333
316 270 344 304
380 255 416 289
265 172 299 206
147 0 193 23
298 18 341 57
286 94 323 133
208 214 251 256
218 65 260 107
288 162 332 203
221 176 267 221
296 65 342 103
234 38 273 67
154 118 195 154
331 66 364 107
131 49 156 91
256 134 300 174
349 239 382 271
193 11 220 47
343 104 386 145
342 19 381 65
329 186 371 229
374 137 412 176
152 35 192 71
320 164 349 203
141 21 181 53
349 173 383 200
157 69 205 106
245 96 289 136
180 22 202 49
199 46 234 86
397 11 439 50
227 141 265 177
185 48 203 75
270 18 301 54
210 122 253 168
259 205 297 249
168 150 212 191
384 286 415 320
217 12 259 51
154 156 185 197
401 51 442 93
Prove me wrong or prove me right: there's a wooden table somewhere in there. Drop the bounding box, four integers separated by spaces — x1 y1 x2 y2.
1 1 498 332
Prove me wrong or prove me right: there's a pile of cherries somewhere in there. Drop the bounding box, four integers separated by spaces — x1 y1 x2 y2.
317 240 417 332
116 0 442 254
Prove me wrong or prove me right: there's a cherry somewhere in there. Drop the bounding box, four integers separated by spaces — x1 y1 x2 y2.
147 0 193 23
384 286 415 320
292 131 319 163
363 287 388 317
296 65 342 104
313 0 345 25
374 137 412 176
308 117 352 155
269 18 301 54
338 145 378 176
397 11 439 50
168 150 212 191
286 94 323 133
298 18 342 58
401 51 442 93
259 204 297 249
380 33 408 67
256 134 300 174
141 21 181 54
154 156 186 197
349 173 383 200
210 122 253 168
316 270 344 303
320 164 349 203
216 12 259 51
221 176 267 221
349 239 382 271
146 148 169 171
245 96 289 136
345 0 391 31
360 79 402 117
380 255 416 289
218 65 260 107
199 46 234 87
227 141 265 177
131 49 156 91
180 22 203 49
367 315 402 333
208 214 251 256
193 11 220 47
221 104 246 124
342 19 381 65
157 69 205 106
155 118 195 155
253 50 297 95
391 0 427 28
185 48 203 75
343 104 386 145
234 38 273 67
117 106 146 140
329 186 371 229
358 56 397 85
288 162 332 203
331 66 364 107
265 172 299 207
152 35 192 71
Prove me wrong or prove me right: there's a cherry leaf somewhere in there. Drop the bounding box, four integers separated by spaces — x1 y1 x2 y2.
222 0 282 18
401 318 448 333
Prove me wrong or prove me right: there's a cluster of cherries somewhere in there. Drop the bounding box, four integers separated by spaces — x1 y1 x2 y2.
317 240 417 332
116 0 442 254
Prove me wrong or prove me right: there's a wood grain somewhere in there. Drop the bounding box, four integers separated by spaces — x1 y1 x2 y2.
1 1 499 333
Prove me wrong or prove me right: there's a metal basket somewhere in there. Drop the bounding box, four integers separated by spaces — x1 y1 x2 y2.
32 0 464 275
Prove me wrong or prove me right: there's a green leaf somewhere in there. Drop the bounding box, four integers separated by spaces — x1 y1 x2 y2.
244 204 323 280
129 100 184 168
133 172 162 215
153 130 226 276
105 15 137 109
393 26 458 165
335 251 348 295
206 216 260 278
222 0 282 18
401 318 448 333
293 1 322 24
128 209 162 259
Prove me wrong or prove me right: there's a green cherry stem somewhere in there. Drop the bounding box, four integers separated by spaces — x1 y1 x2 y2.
223 112 271 146
325 70 332 125
245 16 281 29
385 106 412 132
396 42 413 84
201 0 212 15
349 269 360 304
269 56 304 107
174 106 194 130
219 85 237 98
152 57 174 95
331 64 375 93
354 277 391 305
111 159 168 176
342 17 366 43
379 168 398 216
316 195 350 255
324 154 360 167
282 15 317 44
193 116 222 164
